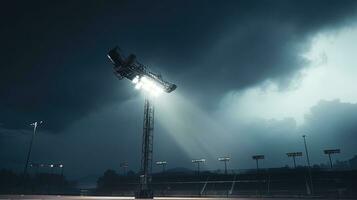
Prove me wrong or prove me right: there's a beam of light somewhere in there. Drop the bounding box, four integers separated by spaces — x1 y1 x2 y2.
154 91 242 169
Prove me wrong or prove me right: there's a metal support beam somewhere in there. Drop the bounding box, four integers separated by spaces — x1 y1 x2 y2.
136 98 154 199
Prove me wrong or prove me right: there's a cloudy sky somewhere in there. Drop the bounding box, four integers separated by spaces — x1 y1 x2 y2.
1 0 357 179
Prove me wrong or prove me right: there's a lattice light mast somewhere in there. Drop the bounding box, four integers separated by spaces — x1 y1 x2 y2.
107 47 176 199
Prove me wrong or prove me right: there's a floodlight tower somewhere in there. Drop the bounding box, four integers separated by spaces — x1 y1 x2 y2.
156 161 167 173
120 161 129 175
252 155 264 172
218 157 230 174
286 152 303 168
324 149 340 168
192 159 205 175
59 164 64 176
107 47 176 199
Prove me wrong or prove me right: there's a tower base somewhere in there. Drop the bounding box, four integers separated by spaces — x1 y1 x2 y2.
135 189 153 199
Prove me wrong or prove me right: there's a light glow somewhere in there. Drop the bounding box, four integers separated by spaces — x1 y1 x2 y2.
132 76 164 97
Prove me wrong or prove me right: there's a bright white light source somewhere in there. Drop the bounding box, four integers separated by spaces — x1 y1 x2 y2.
132 75 139 84
135 82 142 90
132 76 164 97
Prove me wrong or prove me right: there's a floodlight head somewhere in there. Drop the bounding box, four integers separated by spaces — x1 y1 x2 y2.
30 121 43 127
107 47 177 94
132 75 164 97
192 159 206 163
287 152 303 157
252 155 265 160
50 164 54 168
324 149 340 154
59 164 63 168
218 157 231 161
120 162 129 167
156 161 167 165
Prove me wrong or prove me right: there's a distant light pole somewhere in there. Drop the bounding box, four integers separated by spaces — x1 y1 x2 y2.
324 149 340 169
50 164 55 174
302 135 311 167
218 157 230 174
23 121 43 178
252 155 264 173
252 155 264 196
59 164 64 176
120 161 128 175
192 159 205 175
286 152 303 168
156 161 167 173
302 134 314 195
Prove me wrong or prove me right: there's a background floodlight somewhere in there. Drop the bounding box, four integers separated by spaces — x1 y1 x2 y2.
155 161 167 173
286 152 303 168
120 161 129 175
218 157 231 174
324 149 341 168
252 155 264 172
192 159 205 175
23 120 43 190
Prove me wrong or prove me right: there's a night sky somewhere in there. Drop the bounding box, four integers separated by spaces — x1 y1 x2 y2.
1 0 357 181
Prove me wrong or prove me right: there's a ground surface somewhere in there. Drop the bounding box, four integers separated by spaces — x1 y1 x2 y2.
0 195 350 200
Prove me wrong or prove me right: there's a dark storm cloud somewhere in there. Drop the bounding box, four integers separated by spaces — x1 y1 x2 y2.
302 100 357 155
1 0 357 132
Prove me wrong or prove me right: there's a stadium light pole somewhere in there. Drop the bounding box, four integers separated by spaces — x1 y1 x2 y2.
252 155 264 173
218 157 230 174
107 47 176 199
156 161 167 173
192 159 205 176
302 134 314 195
324 149 340 169
50 164 55 174
23 121 43 181
120 161 129 176
59 164 64 176
286 152 303 168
